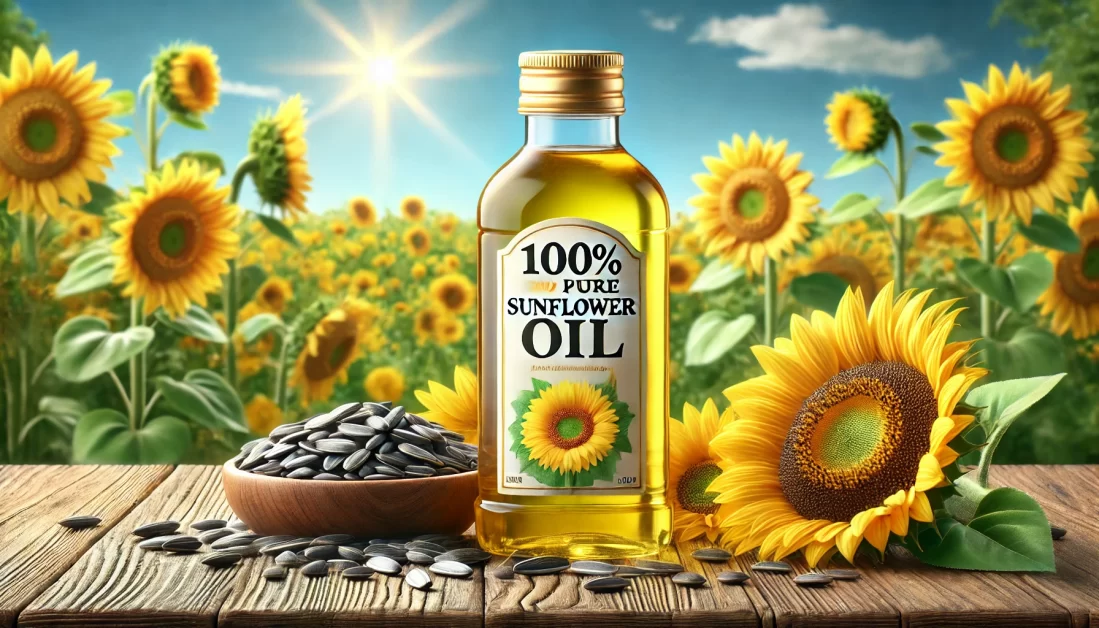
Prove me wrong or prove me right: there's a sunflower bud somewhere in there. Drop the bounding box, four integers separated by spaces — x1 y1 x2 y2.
248 95 312 217
825 89 892 154
153 43 221 117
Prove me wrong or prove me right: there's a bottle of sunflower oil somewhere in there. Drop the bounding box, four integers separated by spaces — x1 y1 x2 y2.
477 51 671 559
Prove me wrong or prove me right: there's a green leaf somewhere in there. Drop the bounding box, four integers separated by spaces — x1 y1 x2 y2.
155 305 228 344
689 259 744 292
255 214 299 247
943 473 991 523
169 111 207 130
105 90 136 117
894 178 965 218
55 244 115 297
156 369 247 433
38 396 87 422
907 488 1055 572
823 193 881 225
53 316 154 382
977 326 1066 383
967 374 1065 466
826 152 878 179
1017 213 1081 253
789 272 849 314
78 182 121 216
238 312 284 343
956 252 1053 312
915 145 939 157
238 265 267 307
684 311 756 366
170 151 225 175
73 409 190 464
910 121 947 142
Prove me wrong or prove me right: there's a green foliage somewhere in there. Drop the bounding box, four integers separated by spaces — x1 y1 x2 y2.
55 244 115 297
156 370 248 434
0 0 47 71
73 409 190 464
689 260 744 292
894 178 964 218
957 252 1053 313
823 193 881 225
53 316 154 383
910 122 947 143
1017 213 1081 253
78 182 121 217
789 272 848 313
155 306 228 344
825 152 877 179
684 311 755 366
977 326 1066 382
239 313 284 343
255 213 299 246
169 151 225 174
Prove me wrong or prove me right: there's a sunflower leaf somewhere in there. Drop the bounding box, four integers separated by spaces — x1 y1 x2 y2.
910 122 947 142
823 194 881 225
956 252 1053 312
55 244 116 298
684 311 756 366
237 265 267 307
915 145 939 157
239 313 284 344
169 111 207 130
255 214 299 246
689 260 744 292
170 151 226 175
894 178 964 218
969 374 1066 484
80 182 121 216
789 272 848 314
105 90 136 117
976 326 1065 383
53 316 154 383
826 152 877 179
155 305 228 344
156 369 247 433
1017 212 1081 253
72 409 191 464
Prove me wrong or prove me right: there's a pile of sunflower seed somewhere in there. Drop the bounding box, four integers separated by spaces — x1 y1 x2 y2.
232 401 477 480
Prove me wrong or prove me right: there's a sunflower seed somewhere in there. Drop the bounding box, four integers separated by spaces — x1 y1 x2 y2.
239 438 265 455
138 535 182 550
411 424 445 443
391 428 431 446
59 515 101 529
429 560 474 578
823 569 861 581
269 422 305 441
383 406 406 430
190 519 227 531
199 528 236 544
691 548 732 562
338 423 376 438
794 573 834 588
406 550 436 565
751 561 792 573
298 442 323 455
133 521 180 538
211 533 260 550
367 416 391 432
398 443 442 465
338 546 366 562
343 565 375 580
263 443 298 460
405 465 437 477
287 467 317 479
202 551 242 568
302 560 330 577
717 571 750 585
514 556 571 576
378 441 397 455
304 545 341 560
310 533 353 546
491 566 514 580
276 550 308 567
305 412 340 431
570 561 618 576
406 413 430 427
672 572 707 588
283 454 319 470
615 566 649 578
377 452 415 468
313 473 343 481
322 455 345 471
406 541 447 554
254 535 296 549
366 555 403 575
362 474 391 480
406 567 432 590
327 559 360 571
162 536 202 552
435 548 492 565
375 464 405 478
239 440 274 469
279 430 310 445
263 566 288 581
342 449 372 471
1052 525 1067 540
226 519 249 531
330 402 363 421
316 438 358 455
585 576 630 593
260 538 312 555
634 559 684 574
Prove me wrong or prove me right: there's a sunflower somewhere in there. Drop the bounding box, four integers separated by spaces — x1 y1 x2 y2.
0 46 124 218
781 229 893 302
348 195 377 227
825 89 891 154
249 94 312 217
935 63 1092 224
400 195 426 221
404 226 431 256
68 214 102 242
709 284 986 566
436 316 465 345
689 133 818 274
364 366 406 402
669 254 701 293
411 262 427 280
153 43 220 116
413 306 444 345
430 273 475 314
372 252 396 268
245 394 283 435
255 276 292 313
670 399 737 542
517 379 627 477
330 220 348 237
111 159 239 316
290 298 374 404
437 213 458 236
350 269 379 294
415 365 478 442
1037 188 1099 339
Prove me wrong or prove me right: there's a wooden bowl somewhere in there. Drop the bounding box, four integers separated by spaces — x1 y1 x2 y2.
221 461 478 538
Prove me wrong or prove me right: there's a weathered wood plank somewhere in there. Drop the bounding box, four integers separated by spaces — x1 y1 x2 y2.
0 465 171 628
20 465 243 627
217 540 484 628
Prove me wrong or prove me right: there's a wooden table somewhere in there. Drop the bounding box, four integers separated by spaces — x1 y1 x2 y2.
1 465 1096 627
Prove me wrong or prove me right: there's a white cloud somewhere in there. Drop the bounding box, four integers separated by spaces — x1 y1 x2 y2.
220 80 286 101
642 9 682 32
688 4 951 79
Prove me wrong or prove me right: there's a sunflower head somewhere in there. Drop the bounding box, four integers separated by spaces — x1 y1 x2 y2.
249 94 312 217
435 316 466 345
69 214 102 242
413 306 446 345
110 159 240 316
404 226 431 256
935 63 1093 224
825 89 892 154
669 254 701 293
0 46 124 217
255 276 293 313
1038 188 1099 339
350 269 379 294
437 213 459 235
415 365 478 442
348 195 376 227
245 394 283 435
517 379 626 476
153 43 220 117
782 228 892 303
689 133 818 274
711 283 986 566
290 297 375 405
400 195 426 221
330 220 348 237
670 398 737 542
430 273 475 314
364 366 406 402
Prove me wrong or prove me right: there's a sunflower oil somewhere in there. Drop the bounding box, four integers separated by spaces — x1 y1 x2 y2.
477 51 671 558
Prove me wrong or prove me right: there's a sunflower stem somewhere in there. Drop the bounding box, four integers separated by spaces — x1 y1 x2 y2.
18 341 29 461
890 117 908 292
128 298 144 431
274 336 291 412
980 209 997 339
224 156 261 391
3 360 16 462
952 207 981 247
19 210 36 271
763 256 778 346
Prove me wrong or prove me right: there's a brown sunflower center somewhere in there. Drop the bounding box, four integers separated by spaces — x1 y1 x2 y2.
353 202 371 219
0 88 84 180
131 197 205 281
417 310 438 333
548 408 595 449
187 63 209 101
262 286 283 306
412 233 426 247
303 319 357 380
442 286 465 308
814 254 879 301
669 262 689 285
718 167 790 242
677 461 722 515
972 105 1055 188
779 361 938 522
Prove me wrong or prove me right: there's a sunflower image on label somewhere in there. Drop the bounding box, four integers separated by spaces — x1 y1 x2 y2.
497 218 645 494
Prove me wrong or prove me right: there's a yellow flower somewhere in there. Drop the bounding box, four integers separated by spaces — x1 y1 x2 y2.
395 301 411 313
404 226 431 256
255 276 293 313
413 306 444 345
710 283 986 566
348 195 377 227
343 241 363 259
359 232 378 248
68 215 102 242
110 160 239 316
689 133 818 274
364 366 406 402
0 46 124 217
250 94 312 217
669 254 701 293
350 269 379 294
437 213 458 236
670 399 737 542
435 316 465 345
443 253 461 271
935 63 1092 224
400 195 426 221
415 365 478 442
387 277 401 290
290 298 374 404
1037 188 1099 339
411 262 427 280
245 394 283 435
430 273 475 314
781 228 893 303
521 380 619 474
825 90 891 153
330 220 348 237
368 285 387 298
372 252 396 268
154 43 220 116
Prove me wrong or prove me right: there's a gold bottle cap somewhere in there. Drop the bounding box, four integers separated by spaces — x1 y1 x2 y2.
518 50 624 116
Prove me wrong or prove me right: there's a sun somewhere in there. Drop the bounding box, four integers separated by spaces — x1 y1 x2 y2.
367 56 398 87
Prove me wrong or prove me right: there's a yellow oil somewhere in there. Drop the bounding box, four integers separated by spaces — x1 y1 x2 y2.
477 144 671 559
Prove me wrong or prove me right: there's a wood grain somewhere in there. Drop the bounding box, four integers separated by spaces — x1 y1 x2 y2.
218 539 483 628
0 465 170 628
20 465 246 627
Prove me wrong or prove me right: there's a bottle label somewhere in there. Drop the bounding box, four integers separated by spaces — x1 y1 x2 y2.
495 218 645 495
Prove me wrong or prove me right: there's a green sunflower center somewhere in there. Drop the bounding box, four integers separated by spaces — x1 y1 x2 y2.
23 117 58 152
737 189 766 219
159 222 189 258
813 396 887 469
677 461 722 515
996 128 1029 163
556 416 584 440
549 409 595 450
1084 242 1099 281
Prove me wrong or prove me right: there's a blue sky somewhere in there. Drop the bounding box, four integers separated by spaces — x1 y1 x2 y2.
21 0 1043 218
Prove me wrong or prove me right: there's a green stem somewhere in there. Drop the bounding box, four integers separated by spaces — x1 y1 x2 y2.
763 256 778 346
274 336 292 412
143 390 162 420
20 210 36 271
18 344 28 461
147 91 159 172
30 353 53 387
995 232 1016 261
128 298 142 431
952 207 981 248
980 209 996 339
890 118 908 292
110 370 132 414
224 156 261 391
3 360 16 462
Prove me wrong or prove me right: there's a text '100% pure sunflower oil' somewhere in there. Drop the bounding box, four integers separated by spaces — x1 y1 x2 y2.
477 50 671 559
